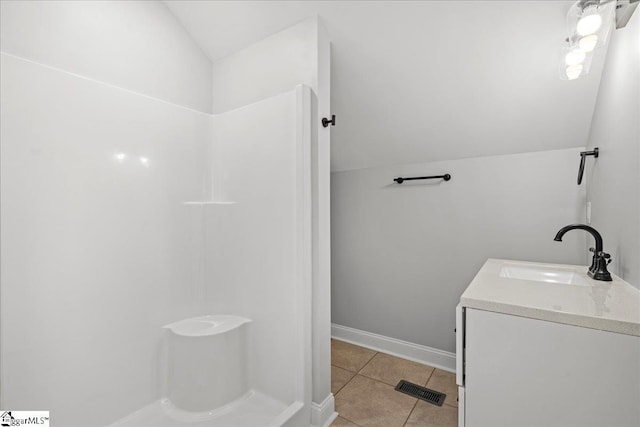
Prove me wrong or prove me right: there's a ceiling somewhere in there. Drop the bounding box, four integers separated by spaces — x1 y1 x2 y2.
165 1 607 172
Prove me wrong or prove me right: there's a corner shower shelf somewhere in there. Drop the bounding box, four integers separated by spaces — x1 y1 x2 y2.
182 201 236 206
163 315 251 337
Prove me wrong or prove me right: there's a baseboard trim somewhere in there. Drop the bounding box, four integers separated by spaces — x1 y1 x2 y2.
310 393 337 427
331 324 456 373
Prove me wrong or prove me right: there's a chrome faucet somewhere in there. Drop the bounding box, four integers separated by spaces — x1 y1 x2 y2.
554 224 612 281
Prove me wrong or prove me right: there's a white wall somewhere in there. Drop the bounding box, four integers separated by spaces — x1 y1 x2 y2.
585 13 640 288
310 21 333 424
211 17 319 114
165 1 608 172
331 148 586 353
0 0 212 112
0 53 209 426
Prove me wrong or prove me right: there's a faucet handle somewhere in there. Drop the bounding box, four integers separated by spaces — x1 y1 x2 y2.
590 251 613 281
596 251 612 266
589 247 595 253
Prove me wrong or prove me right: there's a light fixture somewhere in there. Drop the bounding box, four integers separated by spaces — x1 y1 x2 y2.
566 64 584 80
560 1 638 80
560 1 616 81
139 157 150 167
578 34 599 52
114 152 126 162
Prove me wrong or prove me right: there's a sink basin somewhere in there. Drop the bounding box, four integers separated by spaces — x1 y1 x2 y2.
499 264 589 286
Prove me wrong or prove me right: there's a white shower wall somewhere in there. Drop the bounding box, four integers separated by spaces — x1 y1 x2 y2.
206 87 314 410
0 53 210 426
0 2 217 423
1 3 323 425
1 53 315 425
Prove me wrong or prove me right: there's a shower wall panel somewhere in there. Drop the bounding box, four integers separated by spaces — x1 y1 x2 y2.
205 87 313 409
0 53 210 426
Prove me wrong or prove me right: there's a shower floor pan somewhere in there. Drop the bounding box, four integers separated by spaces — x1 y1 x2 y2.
111 390 301 427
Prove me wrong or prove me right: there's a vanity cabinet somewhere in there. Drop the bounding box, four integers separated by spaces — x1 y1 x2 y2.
456 259 640 427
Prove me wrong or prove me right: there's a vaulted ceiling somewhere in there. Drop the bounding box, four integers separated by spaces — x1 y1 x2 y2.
165 1 607 172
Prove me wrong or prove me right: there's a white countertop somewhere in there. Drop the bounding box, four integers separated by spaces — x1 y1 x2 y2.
460 259 640 336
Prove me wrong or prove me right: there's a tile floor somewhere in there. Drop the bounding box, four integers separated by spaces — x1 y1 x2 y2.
330 339 458 427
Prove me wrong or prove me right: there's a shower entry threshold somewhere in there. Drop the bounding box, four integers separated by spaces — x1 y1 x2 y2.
110 390 300 427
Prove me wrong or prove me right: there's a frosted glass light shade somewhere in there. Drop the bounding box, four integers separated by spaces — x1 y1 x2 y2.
577 13 602 36
565 50 586 66
566 64 583 80
578 35 598 52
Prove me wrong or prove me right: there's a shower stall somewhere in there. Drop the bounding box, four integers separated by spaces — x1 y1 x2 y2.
0 3 330 426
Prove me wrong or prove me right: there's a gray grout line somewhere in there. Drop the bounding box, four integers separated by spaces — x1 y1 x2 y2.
336 407 364 427
331 371 363 426
424 367 436 387
356 351 378 374
331 365 357 396
402 398 420 427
